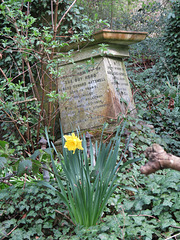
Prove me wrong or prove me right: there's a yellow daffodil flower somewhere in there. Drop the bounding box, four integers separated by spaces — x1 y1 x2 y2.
64 133 84 154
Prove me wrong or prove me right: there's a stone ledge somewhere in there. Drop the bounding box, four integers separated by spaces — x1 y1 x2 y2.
60 29 148 52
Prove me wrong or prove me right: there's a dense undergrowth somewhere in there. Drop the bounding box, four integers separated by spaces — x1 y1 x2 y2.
0 118 179 239
0 0 180 239
0 167 180 239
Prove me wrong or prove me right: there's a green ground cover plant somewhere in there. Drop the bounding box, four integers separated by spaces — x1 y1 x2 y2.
126 0 180 156
1 163 179 239
0 0 180 239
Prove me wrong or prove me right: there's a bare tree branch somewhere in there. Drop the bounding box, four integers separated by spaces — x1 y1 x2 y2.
56 0 77 31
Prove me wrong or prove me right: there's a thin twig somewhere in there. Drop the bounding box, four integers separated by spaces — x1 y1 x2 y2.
1 0 20 35
56 0 77 31
0 67 10 82
1 225 18 240
36 59 46 142
1 109 27 144
23 173 27 189
51 0 54 29
13 98 37 104
128 214 160 222
165 232 180 240
0 173 17 181
131 175 139 190
55 210 75 226
26 2 30 37
22 58 31 152
120 206 126 240
24 59 40 101
10 63 37 82
0 181 12 186
169 225 180 229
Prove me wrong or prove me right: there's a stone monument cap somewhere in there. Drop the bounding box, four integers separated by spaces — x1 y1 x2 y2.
61 29 148 52
93 29 148 45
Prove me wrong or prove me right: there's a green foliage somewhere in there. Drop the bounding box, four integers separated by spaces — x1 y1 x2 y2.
0 143 179 239
0 183 71 240
0 79 41 152
122 115 165 150
163 0 180 76
127 64 180 156
0 140 15 157
0 139 57 186
76 0 167 32
126 0 180 156
0 0 45 149
0 140 15 178
122 169 180 239
0 0 109 151
0 0 180 238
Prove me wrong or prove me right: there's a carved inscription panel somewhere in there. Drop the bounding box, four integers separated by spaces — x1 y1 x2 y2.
58 57 135 133
104 57 135 112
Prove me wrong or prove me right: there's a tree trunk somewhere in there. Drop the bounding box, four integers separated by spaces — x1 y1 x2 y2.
140 144 180 175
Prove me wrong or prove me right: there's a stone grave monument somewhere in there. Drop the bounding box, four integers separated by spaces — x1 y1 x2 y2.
58 29 147 133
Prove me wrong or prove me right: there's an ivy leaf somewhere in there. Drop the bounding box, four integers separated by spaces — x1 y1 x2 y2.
98 233 110 240
32 159 41 175
17 160 32 176
30 149 41 160
161 218 176 229
8 205 15 214
142 195 154 205
0 157 7 170
123 200 134 210
0 190 9 200
174 211 180 220
162 199 173 207
0 140 8 149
